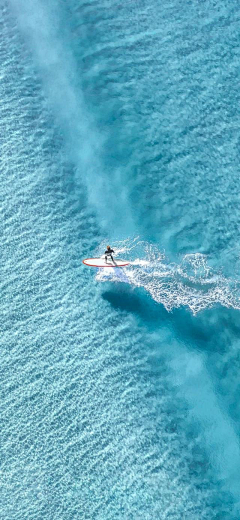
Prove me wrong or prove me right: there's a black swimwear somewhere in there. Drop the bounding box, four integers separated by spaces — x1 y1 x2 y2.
105 248 114 262
105 249 114 255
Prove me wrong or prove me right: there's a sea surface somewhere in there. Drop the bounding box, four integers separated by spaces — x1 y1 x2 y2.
1 0 240 518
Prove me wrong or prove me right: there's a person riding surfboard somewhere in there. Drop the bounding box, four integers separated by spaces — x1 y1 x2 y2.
83 246 129 267
105 245 114 263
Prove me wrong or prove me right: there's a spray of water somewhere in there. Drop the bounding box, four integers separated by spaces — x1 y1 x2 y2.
96 239 240 314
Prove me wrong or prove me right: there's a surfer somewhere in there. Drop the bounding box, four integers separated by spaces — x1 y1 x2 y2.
105 245 115 263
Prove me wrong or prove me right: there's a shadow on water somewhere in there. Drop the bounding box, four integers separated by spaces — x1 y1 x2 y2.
102 284 240 518
102 283 240 354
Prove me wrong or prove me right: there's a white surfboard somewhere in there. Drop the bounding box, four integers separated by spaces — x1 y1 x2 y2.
83 257 129 268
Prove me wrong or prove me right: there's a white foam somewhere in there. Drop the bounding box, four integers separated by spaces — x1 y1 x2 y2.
96 239 240 314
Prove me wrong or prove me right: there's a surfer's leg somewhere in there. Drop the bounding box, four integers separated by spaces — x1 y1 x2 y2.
105 255 107 263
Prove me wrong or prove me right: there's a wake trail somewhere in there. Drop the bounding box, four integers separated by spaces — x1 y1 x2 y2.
9 0 135 235
96 239 240 315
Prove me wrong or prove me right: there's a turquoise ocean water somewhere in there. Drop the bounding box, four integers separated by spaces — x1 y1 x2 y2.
1 0 240 518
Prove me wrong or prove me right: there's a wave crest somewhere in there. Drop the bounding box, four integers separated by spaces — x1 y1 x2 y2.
96 239 240 314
